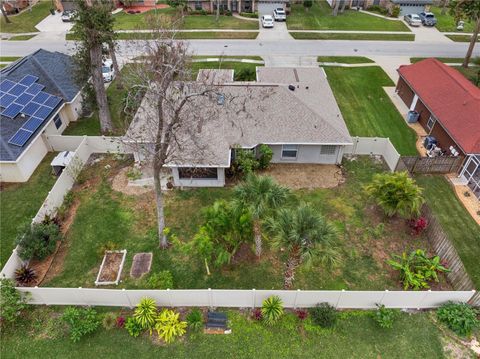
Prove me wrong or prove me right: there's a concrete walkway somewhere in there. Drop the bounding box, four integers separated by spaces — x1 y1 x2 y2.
263 55 317 67
368 55 410 82
233 13 258 22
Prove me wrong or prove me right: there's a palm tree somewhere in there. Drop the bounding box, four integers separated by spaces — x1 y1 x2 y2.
233 174 289 258
266 204 338 289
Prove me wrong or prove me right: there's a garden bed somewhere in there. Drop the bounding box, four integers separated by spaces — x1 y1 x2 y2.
95 250 127 286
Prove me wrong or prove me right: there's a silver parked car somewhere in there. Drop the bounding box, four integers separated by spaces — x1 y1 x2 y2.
404 13 422 27
418 11 437 26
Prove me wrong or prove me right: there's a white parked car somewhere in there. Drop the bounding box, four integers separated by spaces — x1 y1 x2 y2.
61 10 76 22
404 13 422 27
102 60 115 82
273 8 286 21
261 15 274 28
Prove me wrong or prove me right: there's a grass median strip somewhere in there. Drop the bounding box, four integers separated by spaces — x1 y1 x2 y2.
8 34 36 41
67 32 258 40
410 57 464 64
291 32 415 41
445 34 480 43
317 56 374 64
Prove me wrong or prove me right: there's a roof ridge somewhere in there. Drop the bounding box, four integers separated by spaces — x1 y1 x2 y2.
30 55 69 99
432 58 480 100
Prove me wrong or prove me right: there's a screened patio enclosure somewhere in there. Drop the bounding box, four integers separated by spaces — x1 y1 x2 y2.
460 155 480 200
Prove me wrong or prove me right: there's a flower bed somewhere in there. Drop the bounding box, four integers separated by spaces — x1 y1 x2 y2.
95 250 127 286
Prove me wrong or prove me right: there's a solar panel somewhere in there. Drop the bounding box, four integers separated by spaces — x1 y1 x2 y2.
44 95 62 109
21 102 41 116
8 129 33 147
19 75 39 87
33 105 53 120
14 93 34 106
32 91 50 104
25 83 44 95
8 83 28 97
22 116 44 133
0 93 16 108
1 103 23 118
0 79 16 92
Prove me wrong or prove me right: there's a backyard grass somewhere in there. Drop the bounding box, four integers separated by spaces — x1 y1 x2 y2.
290 32 414 41
0 307 446 359
43 156 441 290
0 153 57 267
8 34 36 40
416 176 480 289
323 66 417 155
0 0 50 33
445 34 480 42
430 6 475 33
317 56 374 64
286 1 409 32
453 66 480 87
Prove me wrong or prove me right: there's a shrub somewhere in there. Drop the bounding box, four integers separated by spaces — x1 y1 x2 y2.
14 265 37 285
252 308 263 321
437 302 479 336
234 67 256 81
126 167 142 181
387 249 450 290
303 0 313 9
364 172 424 218
373 304 399 329
186 308 203 331
257 144 273 170
309 303 337 328
133 297 157 331
390 5 400 18
62 307 100 342
0 278 29 325
145 271 174 289
233 148 259 175
116 316 126 328
295 309 308 321
15 222 62 261
261 296 284 326
102 313 117 330
125 316 143 337
239 12 258 18
155 309 187 343
409 217 428 236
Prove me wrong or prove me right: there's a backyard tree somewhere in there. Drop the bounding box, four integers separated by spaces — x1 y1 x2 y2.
364 172 424 219
267 204 338 289
1 2 11 23
450 0 480 68
72 0 115 133
233 175 289 258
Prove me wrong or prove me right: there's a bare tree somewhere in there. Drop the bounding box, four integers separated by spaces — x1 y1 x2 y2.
108 40 123 89
1 1 11 23
340 0 347 14
333 0 340 16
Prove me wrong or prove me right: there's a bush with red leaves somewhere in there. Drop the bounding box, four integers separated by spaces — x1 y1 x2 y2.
295 309 308 321
252 308 263 321
409 217 428 235
116 316 125 328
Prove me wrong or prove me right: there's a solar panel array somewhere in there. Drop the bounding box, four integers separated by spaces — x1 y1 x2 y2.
0 75 63 147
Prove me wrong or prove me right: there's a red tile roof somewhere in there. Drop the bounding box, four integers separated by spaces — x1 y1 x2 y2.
398 58 480 154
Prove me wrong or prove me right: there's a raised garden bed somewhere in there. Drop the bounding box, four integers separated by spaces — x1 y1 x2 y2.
95 250 127 286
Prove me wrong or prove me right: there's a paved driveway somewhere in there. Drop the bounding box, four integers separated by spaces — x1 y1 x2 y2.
257 20 292 40
35 11 73 32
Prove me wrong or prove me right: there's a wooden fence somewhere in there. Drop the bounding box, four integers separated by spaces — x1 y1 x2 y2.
397 156 464 174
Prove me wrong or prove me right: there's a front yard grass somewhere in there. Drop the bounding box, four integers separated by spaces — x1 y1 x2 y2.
430 6 475 33
410 57 464 63
453 66 479 87
0 1 50 33
323 66 417 155
0 307 445 358
8 34 36 40
415 176 480 288
109 31 258 40
190 61 261 80
0 153 57 267
317 56 374 64
290 32 414 41
287 1 409 32
445 34 480 42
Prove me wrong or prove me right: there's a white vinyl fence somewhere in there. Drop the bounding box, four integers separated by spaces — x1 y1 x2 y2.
344 137 401 172
16 287 476 309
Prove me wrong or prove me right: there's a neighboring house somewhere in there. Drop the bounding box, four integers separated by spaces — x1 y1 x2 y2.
1 0 30 14
127 67 352 188
0 50 83 183
329 0 432 16
396 58 480 198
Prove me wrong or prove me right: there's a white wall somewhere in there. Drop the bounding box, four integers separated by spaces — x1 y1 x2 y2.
172 167 226 187
270 144 343 164
344 137 400 172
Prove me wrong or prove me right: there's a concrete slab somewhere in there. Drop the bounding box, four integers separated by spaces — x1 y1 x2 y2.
368 55 410 82
257 21 292 41
35 11 73 32
263 55 317 67
405 22 452 43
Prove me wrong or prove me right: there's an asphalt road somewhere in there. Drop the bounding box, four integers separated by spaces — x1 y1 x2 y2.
1 38 479 59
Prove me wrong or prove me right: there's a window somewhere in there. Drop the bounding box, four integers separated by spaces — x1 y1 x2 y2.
320 145 337 155
178 167 218 179
195 0 202 10
53 114 62 130
427 116 435 131
281 145 298 159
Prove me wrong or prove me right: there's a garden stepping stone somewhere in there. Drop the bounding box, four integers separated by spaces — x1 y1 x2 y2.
130 252 152 279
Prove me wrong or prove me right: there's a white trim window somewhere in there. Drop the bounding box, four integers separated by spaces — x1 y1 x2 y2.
281 144 298 159
320 145 337 155
427 116 435 131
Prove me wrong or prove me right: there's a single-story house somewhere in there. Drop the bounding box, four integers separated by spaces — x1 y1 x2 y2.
186 0 288 14
127 67 352 188
1 0 30 15
396 58 480 198
329 0 432 16
0 49 83 182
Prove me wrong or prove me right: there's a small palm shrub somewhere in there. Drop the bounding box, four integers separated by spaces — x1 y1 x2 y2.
102 313 117 330
186 308 203 331
15 222 62 260
261 296 284 326
155 309 187 343
14 265 37 285
309 303 337 328
364 172 424 218
62 307 100 342
125 317 143 337
133 297 157 331
145 271 173 289
373 305 399 329
437 302 479 336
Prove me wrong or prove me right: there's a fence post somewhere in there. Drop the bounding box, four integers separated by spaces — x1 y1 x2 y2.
32 286 46 305
208 288 213 309
123 288 132 308
335 289 345 309
379 290 388 306
417 290 431 309
293 289 301 309
252 289 256 309
78 287 89 306
167 288 173 307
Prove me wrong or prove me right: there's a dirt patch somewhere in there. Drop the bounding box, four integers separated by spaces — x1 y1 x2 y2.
97 251 125 283
112 167 153 196
260 164 344 189
25 241 61 286
130 252 153 279
231 243 256 264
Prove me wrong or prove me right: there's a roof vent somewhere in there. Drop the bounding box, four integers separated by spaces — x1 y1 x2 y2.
288 85 295 91
217 93 225 105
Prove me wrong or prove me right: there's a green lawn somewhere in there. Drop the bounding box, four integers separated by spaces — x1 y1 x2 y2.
193 55 263 61
416 176 480 288
0 153 57 267
317 56 374 64
291 32 414 41
8 34 36 40
0 1 50 33
430 6 475 33
97 31 258 40
410 57 464 63
324 66 417 155
113 9 258 30
191 61 260 80
453 66 479 87
0 308 446 359
287 1 409 31
445 34 480 42
0 56 21 62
